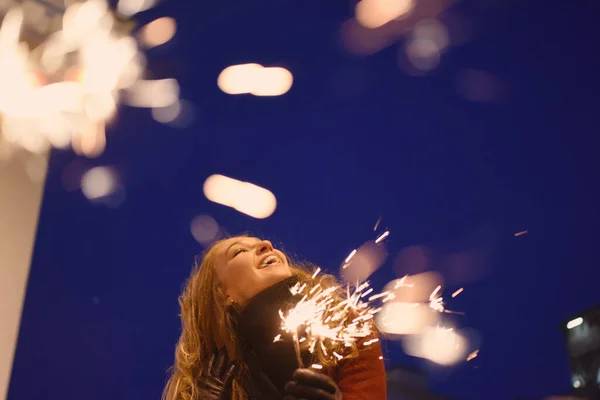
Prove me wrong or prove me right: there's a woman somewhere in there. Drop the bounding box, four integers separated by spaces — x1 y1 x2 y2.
163 236 387 400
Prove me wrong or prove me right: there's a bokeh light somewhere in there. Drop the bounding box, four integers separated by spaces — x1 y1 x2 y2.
80 166 118 200
387 271 444 303
203 174 277 219
403 326 469 365
217 64 293 96
340 240 388 284
355 0 414 29
376 302 440 335
190 215 220 246
138 16 176 48
116 0 157 17
151 100 181 123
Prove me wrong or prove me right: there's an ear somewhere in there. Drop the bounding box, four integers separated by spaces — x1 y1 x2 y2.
224 295 236 307
225 295 241 320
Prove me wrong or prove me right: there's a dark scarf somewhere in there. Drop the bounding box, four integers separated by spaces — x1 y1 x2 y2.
233 276 312 400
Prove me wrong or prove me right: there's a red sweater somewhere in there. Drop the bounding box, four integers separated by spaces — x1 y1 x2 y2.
328 339 387 400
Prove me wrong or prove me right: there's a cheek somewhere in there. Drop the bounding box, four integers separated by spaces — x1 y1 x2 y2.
222 257 257 287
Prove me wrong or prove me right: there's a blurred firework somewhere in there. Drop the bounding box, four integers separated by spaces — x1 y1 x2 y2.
0 0 179 159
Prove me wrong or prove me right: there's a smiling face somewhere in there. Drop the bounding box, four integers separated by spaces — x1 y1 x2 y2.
213 236 293 308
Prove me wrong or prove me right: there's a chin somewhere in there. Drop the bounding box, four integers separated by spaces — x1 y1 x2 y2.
265 265 292 280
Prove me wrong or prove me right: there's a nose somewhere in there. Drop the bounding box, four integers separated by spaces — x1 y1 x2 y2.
255 240 274 255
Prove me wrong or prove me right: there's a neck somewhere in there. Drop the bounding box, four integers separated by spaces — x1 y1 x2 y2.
236 276 299 345
235 276 309 395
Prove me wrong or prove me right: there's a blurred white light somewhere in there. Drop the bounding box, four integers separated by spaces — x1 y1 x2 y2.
384 271 444 303
421 327 468 365
251 67 293 97
406 38 440 71
376 302 439 335
217 63 263 95
567 317 583 329
203 174 242 208
355 0 414 29
139 16 176 48
413 19 449 50
81 166 117 200
152 100 181 123
126 79 179 108
404 326 468 366
116 0 157 16
217 64 293 97
203 174 277 219
233 181 277 219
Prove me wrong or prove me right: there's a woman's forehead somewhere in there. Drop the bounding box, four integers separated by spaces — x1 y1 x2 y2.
217 237 261 254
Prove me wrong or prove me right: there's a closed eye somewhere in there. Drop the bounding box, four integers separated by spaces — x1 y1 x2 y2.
232 248 247 258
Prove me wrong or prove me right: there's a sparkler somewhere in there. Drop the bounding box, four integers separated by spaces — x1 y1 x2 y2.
428 283 464 315
277 269 464 368
277 267 394 368
277 230 465 367
0 0 179 159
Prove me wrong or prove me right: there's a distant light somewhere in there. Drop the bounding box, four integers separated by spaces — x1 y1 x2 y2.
355 0 414 29
117 0 157 16
203 174 277 219
217 64 293 97
451 288 463 298
413 19 449 50
139 17 177 48
152 99 194 128
190 215 219 245
217 63 264 95
234 181 278 218
405 38 440 71
81 166 117 200
251 67 293 97
376 302 439 335
567 317 583 330
404 326 468 366
514 230 528 237
152 100 181 123
126 79 180 108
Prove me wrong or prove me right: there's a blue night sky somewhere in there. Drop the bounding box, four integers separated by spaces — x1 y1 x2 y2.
8 0 600 399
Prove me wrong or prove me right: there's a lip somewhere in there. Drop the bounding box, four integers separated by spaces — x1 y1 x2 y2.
257 253 282 269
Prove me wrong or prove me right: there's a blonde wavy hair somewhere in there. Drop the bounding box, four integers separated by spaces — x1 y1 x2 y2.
162 236 361 400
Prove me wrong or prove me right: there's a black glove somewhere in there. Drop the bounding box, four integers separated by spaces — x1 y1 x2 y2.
199 348 237 400
284 368 342 400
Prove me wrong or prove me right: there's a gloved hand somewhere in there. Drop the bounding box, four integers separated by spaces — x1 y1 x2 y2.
199 348 237 400
284 368 342 400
